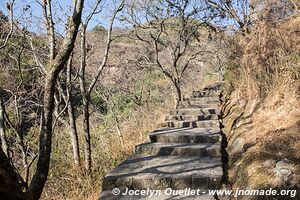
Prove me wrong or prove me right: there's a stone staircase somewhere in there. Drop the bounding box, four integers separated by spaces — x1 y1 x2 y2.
100 82 224 200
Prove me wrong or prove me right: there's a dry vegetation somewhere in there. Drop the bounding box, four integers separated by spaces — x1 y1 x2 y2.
44 102 171 199
1 0 299 200
39 29 221 199
221 3 300 199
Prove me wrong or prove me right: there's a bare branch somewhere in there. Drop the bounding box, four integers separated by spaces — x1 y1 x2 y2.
88 0 125 93
0 0 15 49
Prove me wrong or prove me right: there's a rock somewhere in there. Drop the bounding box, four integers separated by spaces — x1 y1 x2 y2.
274 159 293 181
275 159 291 170
231 138 244 153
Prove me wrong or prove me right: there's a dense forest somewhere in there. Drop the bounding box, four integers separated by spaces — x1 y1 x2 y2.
0 0 299 199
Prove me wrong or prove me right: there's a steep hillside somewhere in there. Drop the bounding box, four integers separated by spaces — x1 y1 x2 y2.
220 14 300 200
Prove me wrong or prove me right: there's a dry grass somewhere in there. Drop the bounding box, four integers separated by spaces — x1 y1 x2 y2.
226 13 300 98
41 99 171 200
224 77 300 199
222 5 300 199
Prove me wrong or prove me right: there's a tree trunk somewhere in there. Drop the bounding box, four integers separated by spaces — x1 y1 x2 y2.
0 98 9 159
28 73 58 199
67 103 80 166
82 97 91 173
111 105 124 147
27 1 84 198
66 57 80 167
173 82 182 109
79 25 92 173
77 1 124 172
115 121 124 147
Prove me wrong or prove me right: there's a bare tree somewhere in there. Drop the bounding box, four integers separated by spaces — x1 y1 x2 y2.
1 9 40 197
127 0 218 107
29 1 83 167
27 0 85 199
1 0 84 199
79 0 125 173
204 0 254 33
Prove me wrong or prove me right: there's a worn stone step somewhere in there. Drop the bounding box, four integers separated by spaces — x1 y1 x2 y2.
192 90 221 95
191 94 220 99
100 189 216 199
165 120 219 128
192 90 221 98
102 155 223 191
136 142 221 157
183 96 220 102
169 108 218 116
178 102 219 109
192 83 223 98
194 82 224 94
183 99 220 105
149 127 222 144
165 114 218 121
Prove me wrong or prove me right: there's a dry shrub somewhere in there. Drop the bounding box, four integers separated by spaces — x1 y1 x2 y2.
222 1 300 197
224 81 300 198
226 1 299 99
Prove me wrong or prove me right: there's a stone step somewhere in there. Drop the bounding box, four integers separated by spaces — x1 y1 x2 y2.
100 83 225 200
165 114 218 121
192 91 221 98
192 91 220 98
192 83 223 98
136 142 221 157
169 108 218 116
100 189 216 199
165 120 219 128
191 89 221 95
149 128 222 144
102 155 223 191
183 96 220 101
178 102 220 109
195 82 224 93
183 98 220 105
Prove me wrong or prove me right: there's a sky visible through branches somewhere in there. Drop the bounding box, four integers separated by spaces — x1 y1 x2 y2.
0 0 126 33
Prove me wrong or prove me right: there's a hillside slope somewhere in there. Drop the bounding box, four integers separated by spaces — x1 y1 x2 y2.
220 14 300 200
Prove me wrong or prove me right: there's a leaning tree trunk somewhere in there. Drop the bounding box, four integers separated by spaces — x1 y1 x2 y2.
28 70 64 199
27 1 84 199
